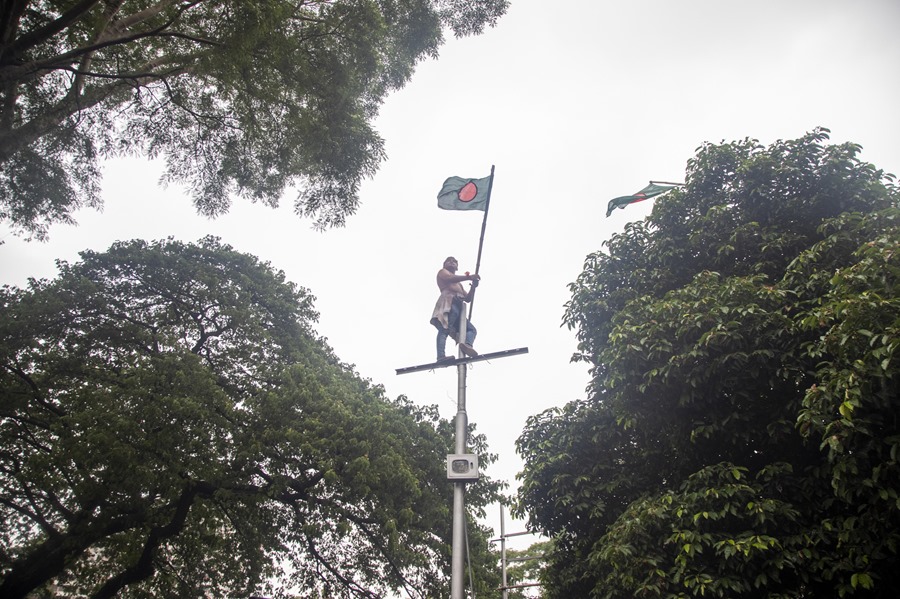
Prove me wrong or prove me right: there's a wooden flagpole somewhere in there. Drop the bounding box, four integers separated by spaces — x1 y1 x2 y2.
469 164 495 320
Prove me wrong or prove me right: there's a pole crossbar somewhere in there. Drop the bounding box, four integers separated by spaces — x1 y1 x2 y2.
506 554 546 563
395 347 528 375
500 582 544 591
491 530 535 540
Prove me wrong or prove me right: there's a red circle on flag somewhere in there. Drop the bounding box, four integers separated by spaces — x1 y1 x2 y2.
458 182 478 202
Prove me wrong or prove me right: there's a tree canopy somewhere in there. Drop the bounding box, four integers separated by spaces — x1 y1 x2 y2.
0 0 508 239
0 236 504 598
515 128 900 598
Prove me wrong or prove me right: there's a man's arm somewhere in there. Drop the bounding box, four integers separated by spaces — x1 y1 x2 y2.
437 269 480 286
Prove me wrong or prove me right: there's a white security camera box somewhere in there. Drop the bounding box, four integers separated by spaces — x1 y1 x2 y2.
446 454 479 482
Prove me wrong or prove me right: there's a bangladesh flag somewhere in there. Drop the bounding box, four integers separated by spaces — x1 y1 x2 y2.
606 183 677 217
437 175 491 211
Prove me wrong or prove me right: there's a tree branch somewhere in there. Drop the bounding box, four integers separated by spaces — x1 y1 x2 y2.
73 0 128 98
305 535 381 599
0 0 29 49
3 0 101 59
0 56 191 162
0 22 201 87
106 0 185 37
0 498 139 599
3 365 66 417
0 494 56 537
89 483 207 599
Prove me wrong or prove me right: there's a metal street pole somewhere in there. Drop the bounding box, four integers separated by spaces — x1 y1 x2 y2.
451 305 469 599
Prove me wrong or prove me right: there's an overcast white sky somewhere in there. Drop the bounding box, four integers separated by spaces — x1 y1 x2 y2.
2 0 899 545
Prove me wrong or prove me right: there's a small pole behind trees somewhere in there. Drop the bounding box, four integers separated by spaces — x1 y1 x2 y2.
492 504 543 597
500 507 508 599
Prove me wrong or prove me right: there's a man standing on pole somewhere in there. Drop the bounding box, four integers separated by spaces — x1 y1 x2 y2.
430 256 480 361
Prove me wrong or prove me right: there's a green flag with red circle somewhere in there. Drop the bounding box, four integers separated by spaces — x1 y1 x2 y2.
606 182 677 217
437 175 491 211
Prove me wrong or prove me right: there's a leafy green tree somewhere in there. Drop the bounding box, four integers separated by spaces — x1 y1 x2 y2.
0 236 504 598
0 0 508 238
516 129 900 598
